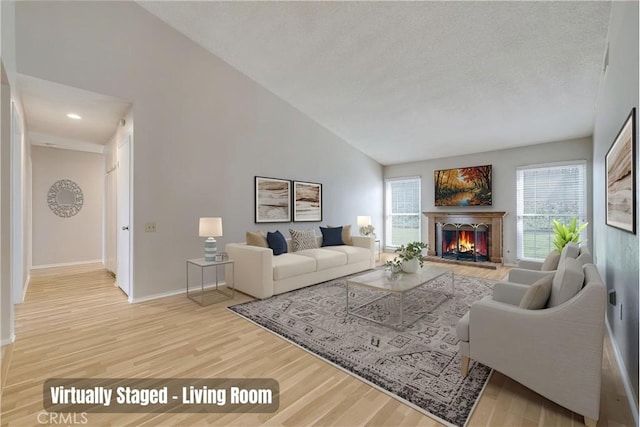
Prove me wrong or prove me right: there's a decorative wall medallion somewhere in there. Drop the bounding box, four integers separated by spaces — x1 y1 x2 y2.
47 179 84 218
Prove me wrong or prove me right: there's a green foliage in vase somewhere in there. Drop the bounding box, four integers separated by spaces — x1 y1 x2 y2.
393 241 428 267
552 218 588 252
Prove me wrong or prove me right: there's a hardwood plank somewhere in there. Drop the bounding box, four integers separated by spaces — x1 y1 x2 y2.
0 262 635 426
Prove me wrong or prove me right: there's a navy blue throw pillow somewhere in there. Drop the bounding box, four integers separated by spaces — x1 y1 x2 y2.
320 226 344 247
266 230 288 255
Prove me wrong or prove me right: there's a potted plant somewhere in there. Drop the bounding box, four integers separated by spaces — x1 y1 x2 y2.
552 217 588 252
384 257 403 281
386 241 428 274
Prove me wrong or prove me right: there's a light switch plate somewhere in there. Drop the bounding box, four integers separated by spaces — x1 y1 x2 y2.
145 222 157 232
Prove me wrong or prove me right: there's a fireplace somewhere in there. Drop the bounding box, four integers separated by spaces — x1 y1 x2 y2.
423 211 507 264
440 223 489 262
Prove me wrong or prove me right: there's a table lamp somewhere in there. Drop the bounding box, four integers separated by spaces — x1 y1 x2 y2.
199 217 223 261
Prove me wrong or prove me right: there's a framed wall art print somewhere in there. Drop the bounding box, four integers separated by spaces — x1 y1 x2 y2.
255 176 292 223
293 181 322 222
606 108 636 234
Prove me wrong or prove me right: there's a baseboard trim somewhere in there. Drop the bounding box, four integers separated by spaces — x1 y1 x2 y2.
1 334 16 346
130 281 229 304
31 260 104 270
605 319 639 427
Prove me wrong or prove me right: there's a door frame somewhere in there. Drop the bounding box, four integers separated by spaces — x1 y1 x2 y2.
116 133 134 302
10 101 24 304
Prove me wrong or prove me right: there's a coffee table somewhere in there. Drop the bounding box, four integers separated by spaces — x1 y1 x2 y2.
346 266 454 331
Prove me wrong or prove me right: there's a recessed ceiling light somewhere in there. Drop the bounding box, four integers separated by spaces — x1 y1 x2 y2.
66 113 82 120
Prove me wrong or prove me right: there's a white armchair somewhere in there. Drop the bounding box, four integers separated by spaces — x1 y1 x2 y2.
457 259 606 426
507 242 592 285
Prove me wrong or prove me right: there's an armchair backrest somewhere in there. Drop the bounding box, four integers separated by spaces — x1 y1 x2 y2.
576 245 593 265
548 257 584 307
558 242 580 264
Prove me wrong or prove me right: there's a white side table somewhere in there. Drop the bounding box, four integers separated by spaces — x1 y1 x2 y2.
186 258 234 306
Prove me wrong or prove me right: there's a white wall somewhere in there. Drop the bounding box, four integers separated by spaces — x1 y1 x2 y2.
385 137 593 265
0 0 17 346
15 2 383 299
592 0 639 411
1 76 13 345
31 146 103 267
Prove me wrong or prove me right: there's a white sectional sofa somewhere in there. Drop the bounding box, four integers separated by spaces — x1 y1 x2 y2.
226 236 375 299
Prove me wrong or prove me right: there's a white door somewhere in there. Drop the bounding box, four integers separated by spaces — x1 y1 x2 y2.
116 135 131 296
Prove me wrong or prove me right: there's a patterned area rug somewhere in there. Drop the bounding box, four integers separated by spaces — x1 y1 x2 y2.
228 271 494 427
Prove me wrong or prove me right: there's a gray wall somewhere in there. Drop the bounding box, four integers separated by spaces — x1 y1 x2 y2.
31 146 104 267
385 137 593 265
592 0 639 405
15 1 383 299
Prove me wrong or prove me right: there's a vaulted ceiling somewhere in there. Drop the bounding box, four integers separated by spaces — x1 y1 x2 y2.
139 1 612 165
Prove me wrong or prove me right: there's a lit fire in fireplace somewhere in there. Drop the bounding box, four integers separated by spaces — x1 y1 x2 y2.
443 230 488 256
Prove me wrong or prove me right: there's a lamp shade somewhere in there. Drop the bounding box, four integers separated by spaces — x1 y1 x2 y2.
357 216 371 228
199 217 223 237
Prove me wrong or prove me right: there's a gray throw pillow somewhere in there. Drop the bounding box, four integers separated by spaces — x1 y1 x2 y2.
547 258 585 307
519 274 553 309
541 251 561 271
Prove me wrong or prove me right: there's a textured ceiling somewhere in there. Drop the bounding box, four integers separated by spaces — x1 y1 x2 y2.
139 1 611 165
19 75 131 146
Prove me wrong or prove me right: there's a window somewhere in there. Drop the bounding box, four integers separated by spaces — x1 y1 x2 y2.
516 161 587 260
385 177 421 247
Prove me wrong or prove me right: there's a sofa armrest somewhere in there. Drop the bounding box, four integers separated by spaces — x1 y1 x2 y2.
225 243 274 299
507 269 554 285
492 282 529 305
351 236 376 268
517 260 543 270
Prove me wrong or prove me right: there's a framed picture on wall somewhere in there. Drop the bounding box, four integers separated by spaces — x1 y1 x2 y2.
293 181 322 222
255 176 292 223
605 108 636 234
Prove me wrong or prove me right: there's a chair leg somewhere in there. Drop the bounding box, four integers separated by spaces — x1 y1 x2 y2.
584 417 597 427
461 355 470 377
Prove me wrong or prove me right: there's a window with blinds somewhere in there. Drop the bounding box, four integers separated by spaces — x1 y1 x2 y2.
385 177 421 247
516 161 587 260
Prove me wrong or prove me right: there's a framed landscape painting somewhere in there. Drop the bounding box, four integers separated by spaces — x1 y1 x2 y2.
606 108 636 234
255 176 291 223
293 181 322 222
434 164 492 206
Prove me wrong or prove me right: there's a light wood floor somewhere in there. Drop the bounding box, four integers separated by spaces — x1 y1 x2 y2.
0 261 635 426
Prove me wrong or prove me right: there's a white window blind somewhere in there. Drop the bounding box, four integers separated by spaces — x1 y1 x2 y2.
385 178 421 247
516 161 587 261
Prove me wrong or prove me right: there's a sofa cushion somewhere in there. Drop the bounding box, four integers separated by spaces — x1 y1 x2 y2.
540 250 561 271
272 254 317 280
320 226 344 247
547 258 585 307
267 231 288 256
323 245 371 264
328 225 353 245
519 274 553 309
246 231 268 248
290 229 319 252
296 248 347 270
